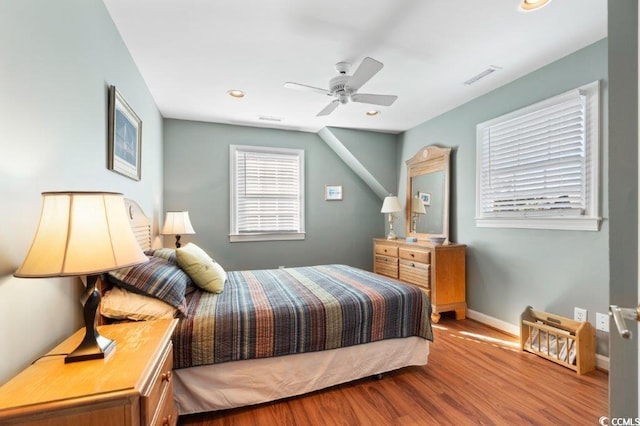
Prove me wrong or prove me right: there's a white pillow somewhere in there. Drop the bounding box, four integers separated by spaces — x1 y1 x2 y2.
101 286 177 321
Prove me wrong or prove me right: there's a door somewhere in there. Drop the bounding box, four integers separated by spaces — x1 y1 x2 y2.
607 0 639 419
609 307 639 417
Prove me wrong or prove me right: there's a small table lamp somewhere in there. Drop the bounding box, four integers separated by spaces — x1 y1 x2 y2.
14 192 148 363
380 195 402 240
411 196 426 234
161 211 195 248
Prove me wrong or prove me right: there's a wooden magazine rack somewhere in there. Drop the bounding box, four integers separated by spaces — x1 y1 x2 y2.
520 306 595 374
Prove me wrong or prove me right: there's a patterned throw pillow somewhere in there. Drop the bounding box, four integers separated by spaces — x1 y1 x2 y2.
107 256 190 316
145 248 177 264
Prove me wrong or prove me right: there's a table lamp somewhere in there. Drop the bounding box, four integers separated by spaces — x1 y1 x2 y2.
161 211 195 248
14 192 148 363
380 195 402 240
411 196 426 234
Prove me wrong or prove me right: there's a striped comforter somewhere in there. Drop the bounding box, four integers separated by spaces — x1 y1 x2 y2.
173 264 432 369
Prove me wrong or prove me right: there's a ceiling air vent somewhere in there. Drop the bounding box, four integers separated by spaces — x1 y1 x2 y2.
258 115 283 122
464 66 501 86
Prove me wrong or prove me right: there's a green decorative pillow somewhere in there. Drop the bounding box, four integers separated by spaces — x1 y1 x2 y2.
176 243 227 293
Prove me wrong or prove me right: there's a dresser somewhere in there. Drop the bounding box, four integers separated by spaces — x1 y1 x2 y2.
373 238 466 323
0 319 178 426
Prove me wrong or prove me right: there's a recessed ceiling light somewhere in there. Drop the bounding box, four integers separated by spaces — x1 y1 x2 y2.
519 0 551 12
366 110 380 116
227 89 245 98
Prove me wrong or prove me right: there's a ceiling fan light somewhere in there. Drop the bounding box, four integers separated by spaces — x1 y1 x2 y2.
519 0 550 11
227 89 245 98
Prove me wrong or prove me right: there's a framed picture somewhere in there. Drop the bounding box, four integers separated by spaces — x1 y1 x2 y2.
419 191 431 206
108 85 142 181
325 185 343 201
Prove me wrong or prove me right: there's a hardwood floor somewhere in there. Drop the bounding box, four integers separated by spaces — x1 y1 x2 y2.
178 317 608 425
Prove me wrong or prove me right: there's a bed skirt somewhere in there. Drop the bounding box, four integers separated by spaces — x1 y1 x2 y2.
174 336 429 415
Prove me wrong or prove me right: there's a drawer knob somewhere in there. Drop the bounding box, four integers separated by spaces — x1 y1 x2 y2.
162 371 172 383
410 262 415 267
410 253 415 258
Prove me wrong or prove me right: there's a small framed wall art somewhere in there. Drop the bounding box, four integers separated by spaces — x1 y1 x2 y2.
108 85 142 181
325 185 343 201
419 191 431 206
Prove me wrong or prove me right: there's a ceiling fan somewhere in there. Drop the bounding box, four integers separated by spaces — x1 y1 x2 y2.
284 57 398 117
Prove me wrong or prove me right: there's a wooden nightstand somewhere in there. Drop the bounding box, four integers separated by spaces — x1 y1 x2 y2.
0 319 178 426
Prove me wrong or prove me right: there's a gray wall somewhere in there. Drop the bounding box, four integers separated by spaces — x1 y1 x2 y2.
163 120 397 271
608 0 638 417
397 40 609 349
0 0 164 384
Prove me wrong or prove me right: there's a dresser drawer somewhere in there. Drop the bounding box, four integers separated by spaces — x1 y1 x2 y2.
375 243 398 257
374 254 399 278
152 379 177 426
399 247 430 264
142 343 174 426
399 259 430 289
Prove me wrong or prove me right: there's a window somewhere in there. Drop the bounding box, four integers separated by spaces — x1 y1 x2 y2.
476 81 600 231
230 145 305 242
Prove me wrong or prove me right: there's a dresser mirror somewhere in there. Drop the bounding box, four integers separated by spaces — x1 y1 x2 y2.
405 145 451 242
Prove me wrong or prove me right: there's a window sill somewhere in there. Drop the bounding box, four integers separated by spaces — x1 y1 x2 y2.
229 232 306 242
475 216 602 231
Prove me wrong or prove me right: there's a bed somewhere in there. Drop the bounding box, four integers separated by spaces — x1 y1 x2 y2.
99 200 433 415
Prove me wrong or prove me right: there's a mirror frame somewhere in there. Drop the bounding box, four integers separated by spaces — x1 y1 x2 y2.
405 145 451 242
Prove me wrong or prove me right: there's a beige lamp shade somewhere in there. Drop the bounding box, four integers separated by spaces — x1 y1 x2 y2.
15 192 148 277
411 196 426 214
161 211 196 235
380 196 402 213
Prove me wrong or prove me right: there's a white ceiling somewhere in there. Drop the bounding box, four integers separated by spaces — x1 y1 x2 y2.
102 0 607 135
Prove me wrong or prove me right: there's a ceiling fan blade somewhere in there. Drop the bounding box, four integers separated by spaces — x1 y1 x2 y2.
317 100 340 116
351 93 398 106
284 82 332 96
345 57 384 91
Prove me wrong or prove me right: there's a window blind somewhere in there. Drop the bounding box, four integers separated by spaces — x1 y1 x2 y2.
479 91 587 217
232 146 304 236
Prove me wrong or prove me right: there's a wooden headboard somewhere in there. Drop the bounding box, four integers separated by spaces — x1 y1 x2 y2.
124 198 151 251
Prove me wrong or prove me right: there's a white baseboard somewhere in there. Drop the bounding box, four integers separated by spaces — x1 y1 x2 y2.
466 309 610 372
595 354 609 372
466 309 520 336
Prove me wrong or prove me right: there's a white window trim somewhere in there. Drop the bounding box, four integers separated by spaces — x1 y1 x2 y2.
475 80 601 231
229 144 305 242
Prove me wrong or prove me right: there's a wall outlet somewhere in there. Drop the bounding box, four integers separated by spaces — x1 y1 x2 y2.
596 312 609 332
574 307 587 322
